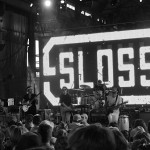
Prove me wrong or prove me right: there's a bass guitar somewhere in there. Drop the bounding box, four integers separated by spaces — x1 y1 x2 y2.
22 92 42 112
106 101 128 115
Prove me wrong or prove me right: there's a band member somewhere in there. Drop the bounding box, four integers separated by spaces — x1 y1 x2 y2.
105 87 124 124
59 86 72 124
94 80 107 99
22 86 37 116
90 88 104 111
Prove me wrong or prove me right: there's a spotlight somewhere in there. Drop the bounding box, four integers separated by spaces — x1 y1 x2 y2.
60 0 65 4
97 18 100 22
44 0 52 7
30 3 33 7
59 0 66 10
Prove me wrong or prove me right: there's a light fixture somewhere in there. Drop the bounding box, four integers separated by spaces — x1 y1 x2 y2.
59 0 66 10
44 0 52 7
30 3 33 7
60 0 65 4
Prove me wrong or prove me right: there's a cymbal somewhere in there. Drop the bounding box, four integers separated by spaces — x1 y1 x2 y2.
80 85 91 89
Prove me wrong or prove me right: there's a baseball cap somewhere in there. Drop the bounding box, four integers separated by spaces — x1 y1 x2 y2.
15 132 42 150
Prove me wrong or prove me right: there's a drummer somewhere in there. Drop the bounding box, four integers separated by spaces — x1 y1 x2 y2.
94 80 107 99
90 88 104 110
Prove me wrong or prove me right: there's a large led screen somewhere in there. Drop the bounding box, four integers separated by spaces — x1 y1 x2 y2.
40 28 150 106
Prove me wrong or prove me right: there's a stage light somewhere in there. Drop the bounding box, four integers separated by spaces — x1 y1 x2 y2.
60 0 65 4
30 3 33 7
44 0 52 7
59 0 66 10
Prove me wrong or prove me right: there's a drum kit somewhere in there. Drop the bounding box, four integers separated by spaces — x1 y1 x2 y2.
69 84 105 110
69 85 130 128
118 115 129 131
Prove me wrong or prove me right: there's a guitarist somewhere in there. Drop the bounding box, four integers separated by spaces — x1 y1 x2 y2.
22 86 37 117
105 87 124 125
59 86 73 124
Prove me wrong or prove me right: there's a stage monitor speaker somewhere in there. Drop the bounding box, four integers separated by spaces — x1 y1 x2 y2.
139 112 150 125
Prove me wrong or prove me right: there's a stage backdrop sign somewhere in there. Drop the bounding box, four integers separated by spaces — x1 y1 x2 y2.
40 28 150 106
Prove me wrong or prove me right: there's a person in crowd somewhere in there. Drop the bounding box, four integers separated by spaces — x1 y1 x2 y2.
109 122 118 128
23 114 34 131
105 87 124 125
130 119 148 141
9 126 22 150
0 131 5 150
133 131 150 143
111 128 129 150
54 129 68 150
59 86 73 124
7 115 18 127
131 138 146 150
132 119 148 132
38 120 54 150
15 132 42 150
68 125 116 150
121 130 130 141
68 114 83 133
5 124 29 150
131 131 150 150
81 113 89 126
30 114 41 133
4 125 17 150
53 121 68 137
22 86 38 117
93 122 103 127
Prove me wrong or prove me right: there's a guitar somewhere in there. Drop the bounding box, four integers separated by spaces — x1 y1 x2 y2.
106 101 128 115
22 92 42 112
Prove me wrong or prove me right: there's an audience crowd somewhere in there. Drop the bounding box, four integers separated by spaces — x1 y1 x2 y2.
0 111 150 150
